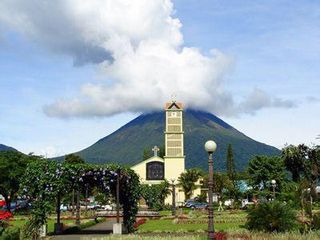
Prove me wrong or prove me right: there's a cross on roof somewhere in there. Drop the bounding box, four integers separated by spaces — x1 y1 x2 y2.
152 146 160 157
171 93 177 103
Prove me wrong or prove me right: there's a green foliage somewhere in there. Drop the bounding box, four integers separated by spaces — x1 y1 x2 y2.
246 201 297 232
282 144 320 200
277 181 299 207
20 160 141 235
226 144 236 182
95 192 109 205
201 172 233 200
196 192 207 203
225 144 242 202
21 159 67 239
312 213 320 230
0 227 20 240
178 168 203 200
0 220 8 236
0 151 39 212
140 181 170 210
64 154 85 164
282 144 308 182
247 155 285 191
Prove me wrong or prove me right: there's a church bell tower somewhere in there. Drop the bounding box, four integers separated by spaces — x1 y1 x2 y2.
164 100 185 181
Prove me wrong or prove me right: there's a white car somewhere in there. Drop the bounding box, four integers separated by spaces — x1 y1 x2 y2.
241 199 254 209
224 199 233 207
60 204 68 211
100 204 113 210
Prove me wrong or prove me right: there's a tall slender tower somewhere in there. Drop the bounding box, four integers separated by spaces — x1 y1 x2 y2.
164 100 185 181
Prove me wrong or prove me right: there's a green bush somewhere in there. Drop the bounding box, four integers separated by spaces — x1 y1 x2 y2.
140 181 170 210
312 213 320 230
0 227 20 240
245 201 297 232
0 220 7 236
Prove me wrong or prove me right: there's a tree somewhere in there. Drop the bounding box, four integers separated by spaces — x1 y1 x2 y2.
178 168 203 200
282 144 320 200
159 146 165 158
0 151 37 212
305 146 320 200
21 161 141 236
226 144 236 182
247 155 285 191
282 144 308 182
201 172 233 200
226 144 241 202
64 154 85 164
140 181 170 210
64 154 85 221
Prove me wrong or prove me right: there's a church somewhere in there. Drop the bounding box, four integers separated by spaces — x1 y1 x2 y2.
131 100 201 204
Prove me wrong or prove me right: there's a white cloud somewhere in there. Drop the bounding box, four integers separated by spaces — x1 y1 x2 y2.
239 88 296 115
37 146 62 158
0 0 295 118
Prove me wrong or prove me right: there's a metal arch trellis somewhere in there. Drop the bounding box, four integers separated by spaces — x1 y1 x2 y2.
21 160 140 238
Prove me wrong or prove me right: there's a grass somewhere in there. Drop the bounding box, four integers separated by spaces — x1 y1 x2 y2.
137 219 242 233
8 218 76 233
6 215 101 234
86 231 320 240
138 209 246 233
4 209 320 239
103 236 205 240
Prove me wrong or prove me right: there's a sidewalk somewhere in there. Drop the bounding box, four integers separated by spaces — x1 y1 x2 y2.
52 220 115 240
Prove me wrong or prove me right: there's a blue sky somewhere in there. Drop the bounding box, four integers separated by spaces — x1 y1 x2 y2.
0 0 319 157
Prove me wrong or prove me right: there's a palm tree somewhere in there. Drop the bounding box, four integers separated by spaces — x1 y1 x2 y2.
178 168 203 200
282 145 307 182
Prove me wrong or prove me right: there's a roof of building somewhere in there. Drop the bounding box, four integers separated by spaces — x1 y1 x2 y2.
165 101 183 110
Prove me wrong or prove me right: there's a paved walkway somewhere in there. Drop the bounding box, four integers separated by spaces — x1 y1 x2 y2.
52 220 115 240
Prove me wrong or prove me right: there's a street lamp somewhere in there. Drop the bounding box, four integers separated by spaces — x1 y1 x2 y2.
113 169 122 234
116 169 121 224
205 140 217 240
271 179 276 199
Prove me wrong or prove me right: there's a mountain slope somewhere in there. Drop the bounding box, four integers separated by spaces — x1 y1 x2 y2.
0 144 17 152
74 110 280 171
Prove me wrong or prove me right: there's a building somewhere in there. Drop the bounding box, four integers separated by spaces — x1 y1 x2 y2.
131 100 201 205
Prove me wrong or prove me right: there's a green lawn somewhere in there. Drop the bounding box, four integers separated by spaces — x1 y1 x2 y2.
8 217 93 233
137 219 243 233
138 210 246 233
99 231 320 240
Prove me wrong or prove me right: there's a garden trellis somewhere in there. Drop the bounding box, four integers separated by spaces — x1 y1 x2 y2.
21 160 140 238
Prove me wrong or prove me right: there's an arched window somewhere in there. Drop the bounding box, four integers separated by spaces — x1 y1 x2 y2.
146 161 164 180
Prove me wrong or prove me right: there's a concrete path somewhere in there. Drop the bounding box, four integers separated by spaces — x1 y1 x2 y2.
52 220 115 240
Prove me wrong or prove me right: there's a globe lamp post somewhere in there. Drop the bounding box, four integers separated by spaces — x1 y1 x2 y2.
205 140 217 240
271 179 276 200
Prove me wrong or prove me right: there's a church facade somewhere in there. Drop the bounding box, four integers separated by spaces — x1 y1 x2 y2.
131 100 201 204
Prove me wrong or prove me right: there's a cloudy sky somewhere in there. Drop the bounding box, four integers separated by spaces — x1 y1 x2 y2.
0 0 319 157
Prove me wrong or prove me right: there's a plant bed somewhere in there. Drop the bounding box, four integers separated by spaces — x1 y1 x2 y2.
137 219 243 233
134 218 147 229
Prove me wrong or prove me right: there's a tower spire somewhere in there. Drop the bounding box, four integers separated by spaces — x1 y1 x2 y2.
171 93 177 103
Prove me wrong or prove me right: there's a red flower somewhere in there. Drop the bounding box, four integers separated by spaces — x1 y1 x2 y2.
0 210 13 220
133 218 147 229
